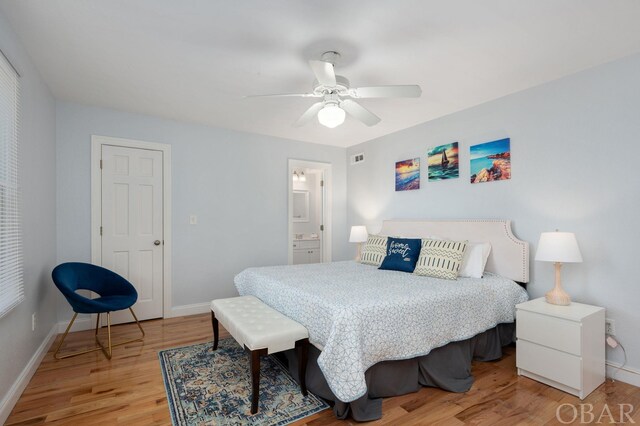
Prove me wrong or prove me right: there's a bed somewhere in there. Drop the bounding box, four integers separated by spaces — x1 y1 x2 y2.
234 219 530 421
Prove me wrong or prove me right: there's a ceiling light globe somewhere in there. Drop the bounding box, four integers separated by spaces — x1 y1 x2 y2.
318 104 345 128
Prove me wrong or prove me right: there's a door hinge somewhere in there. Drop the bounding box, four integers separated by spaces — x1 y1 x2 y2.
100 159 103 169
100 226 103 236
320 225 324 231
320 180 324 187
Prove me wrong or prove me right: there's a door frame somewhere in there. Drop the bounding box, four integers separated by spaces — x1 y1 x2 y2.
287 159 332 265
91 135 173 318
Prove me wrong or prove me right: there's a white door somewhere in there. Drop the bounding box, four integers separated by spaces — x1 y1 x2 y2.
101 145 164 322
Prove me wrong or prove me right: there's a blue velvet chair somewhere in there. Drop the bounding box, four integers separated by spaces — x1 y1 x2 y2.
52 262 145 360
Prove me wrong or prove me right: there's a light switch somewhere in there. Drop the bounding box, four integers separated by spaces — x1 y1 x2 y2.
189 214 197 225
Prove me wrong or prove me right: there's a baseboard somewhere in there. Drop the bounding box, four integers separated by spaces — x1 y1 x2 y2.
606 361 640 387
170 302 210 318
57 315 93 333
57 304 211 329
0 324 58 425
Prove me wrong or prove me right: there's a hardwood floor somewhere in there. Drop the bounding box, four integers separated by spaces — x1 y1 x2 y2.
7 314 639 425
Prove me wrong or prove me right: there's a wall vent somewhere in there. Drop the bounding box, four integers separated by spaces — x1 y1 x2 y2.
351 153 365 165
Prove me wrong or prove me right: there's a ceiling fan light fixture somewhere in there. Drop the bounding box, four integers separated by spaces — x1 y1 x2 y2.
317 104 345 128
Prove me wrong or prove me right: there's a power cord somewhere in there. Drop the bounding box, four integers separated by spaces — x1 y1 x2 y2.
606 335 627 382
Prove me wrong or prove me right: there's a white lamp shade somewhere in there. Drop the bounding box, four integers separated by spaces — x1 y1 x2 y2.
535 231 583 263
349 226 368 243
318 105 346 128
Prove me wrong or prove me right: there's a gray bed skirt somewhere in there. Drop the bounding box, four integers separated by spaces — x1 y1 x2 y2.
278 322 516 422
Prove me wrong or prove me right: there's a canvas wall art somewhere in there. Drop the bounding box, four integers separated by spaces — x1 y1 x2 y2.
395 158 420 191
470 138 511 184
427 142 459 181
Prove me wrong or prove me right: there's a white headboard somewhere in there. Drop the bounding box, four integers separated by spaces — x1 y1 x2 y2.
379 219 529 283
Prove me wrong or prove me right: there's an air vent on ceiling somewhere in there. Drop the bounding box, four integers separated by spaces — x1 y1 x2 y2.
351 152 365 165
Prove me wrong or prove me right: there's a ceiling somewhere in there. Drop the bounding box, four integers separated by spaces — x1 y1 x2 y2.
2 1 640 148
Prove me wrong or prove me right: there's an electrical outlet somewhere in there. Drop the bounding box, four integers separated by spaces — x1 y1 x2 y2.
189 214 197 225
31 313 36 331
605 318 615 335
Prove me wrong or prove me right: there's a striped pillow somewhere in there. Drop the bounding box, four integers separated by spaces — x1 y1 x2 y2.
360 234 388 267
414 239 468 280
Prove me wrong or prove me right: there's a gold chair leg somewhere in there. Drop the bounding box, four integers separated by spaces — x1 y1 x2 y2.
95 312 101 336
94 313 113 359
128 307 146 338
53 312 79 360
55 308 145 360
95 308 145 360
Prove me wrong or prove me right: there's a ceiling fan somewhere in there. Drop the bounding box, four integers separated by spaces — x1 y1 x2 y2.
247 51 422 128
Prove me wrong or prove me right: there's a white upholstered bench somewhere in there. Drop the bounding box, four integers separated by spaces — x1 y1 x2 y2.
210 295 310 414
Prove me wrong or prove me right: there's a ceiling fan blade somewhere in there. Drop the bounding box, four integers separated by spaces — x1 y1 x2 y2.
340 99 381 126
293 102 324 127
309 60 336 86
245 93 319 98
350 85 422 98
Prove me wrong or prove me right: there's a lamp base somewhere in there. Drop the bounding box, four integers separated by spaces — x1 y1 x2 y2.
545 262 571 305
545 287 571 306
354 242 362 262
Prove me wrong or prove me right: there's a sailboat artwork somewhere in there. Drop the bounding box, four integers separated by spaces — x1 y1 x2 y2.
441 149 449 167
428 142 459 181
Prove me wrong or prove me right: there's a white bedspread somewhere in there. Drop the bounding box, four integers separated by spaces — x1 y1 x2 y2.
234 261 528 403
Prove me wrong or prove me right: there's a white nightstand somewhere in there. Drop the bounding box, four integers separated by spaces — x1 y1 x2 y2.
516 297 605 399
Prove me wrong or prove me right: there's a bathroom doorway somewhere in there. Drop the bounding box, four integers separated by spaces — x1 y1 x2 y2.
287 159 332 265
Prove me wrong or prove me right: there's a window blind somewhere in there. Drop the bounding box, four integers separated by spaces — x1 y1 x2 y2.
0 51 23 319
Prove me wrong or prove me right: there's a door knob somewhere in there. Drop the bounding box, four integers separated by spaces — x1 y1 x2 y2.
154 240 161 246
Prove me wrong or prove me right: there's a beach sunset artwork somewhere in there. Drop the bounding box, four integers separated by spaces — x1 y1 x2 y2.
470 138 511 184
395 158 420 191
428 142 459 181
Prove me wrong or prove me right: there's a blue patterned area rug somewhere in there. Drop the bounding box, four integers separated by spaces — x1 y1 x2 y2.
159 338 329 425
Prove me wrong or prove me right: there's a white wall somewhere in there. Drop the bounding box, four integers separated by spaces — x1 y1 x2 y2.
0 10 57 421
347 53 640 373
56 101 350 319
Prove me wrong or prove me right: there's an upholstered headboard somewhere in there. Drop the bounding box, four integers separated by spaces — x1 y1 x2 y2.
379 219 529 283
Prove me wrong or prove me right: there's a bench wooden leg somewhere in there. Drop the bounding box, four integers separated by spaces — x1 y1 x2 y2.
211 311 219 350
296 338 309 396
248 347 268 414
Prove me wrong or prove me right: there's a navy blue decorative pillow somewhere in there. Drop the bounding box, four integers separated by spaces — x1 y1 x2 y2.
378 238 421 273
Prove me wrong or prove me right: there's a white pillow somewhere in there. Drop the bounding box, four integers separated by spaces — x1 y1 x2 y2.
414 239 468 280
458 242 492 278
360 234 388 267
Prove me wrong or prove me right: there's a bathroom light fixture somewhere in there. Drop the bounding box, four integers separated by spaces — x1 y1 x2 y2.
292 171 299 181
299 171 306 182
317 104 346 128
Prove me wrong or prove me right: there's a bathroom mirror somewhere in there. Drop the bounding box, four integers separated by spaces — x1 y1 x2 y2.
292 190 309 222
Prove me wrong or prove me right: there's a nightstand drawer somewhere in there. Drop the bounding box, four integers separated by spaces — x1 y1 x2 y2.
517 310 581 356
517 339 582 390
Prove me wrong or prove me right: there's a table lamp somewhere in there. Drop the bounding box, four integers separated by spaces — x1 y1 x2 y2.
349 226 368 262
535 231 583 305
